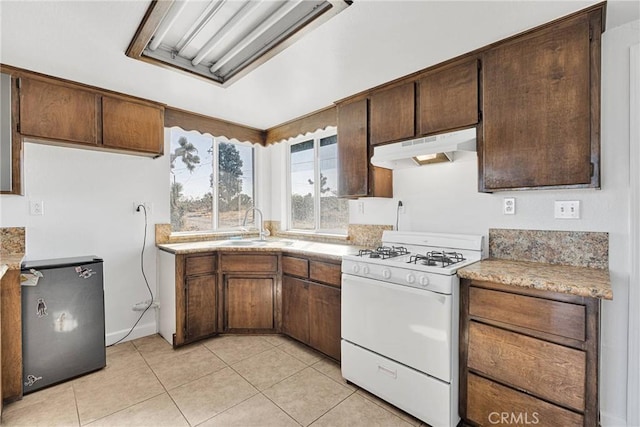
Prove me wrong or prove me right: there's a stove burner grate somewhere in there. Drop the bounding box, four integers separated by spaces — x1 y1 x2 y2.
358 246 409 259
407 251 466 268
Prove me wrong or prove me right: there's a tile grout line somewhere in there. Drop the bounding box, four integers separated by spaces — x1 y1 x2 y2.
131 340 193 427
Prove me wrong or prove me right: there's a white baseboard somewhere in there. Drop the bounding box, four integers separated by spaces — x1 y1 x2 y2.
601 412 629 427
105 321 157 346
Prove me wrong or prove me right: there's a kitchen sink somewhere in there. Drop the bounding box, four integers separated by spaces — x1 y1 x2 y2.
220 238 295 247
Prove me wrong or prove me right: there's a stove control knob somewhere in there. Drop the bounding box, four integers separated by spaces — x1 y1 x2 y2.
419 276 429 287
406 273 415 284
362 266 370 275
351 264 360 274
382 268 391 279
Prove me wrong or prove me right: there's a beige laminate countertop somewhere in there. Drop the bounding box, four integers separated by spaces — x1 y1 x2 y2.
458 258 612 300
0 253 25 280
157 239 362 262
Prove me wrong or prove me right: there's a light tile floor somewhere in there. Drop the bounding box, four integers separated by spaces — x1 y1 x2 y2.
1 334 429 427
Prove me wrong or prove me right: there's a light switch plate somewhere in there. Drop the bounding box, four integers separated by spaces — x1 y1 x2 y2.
555 200 580 219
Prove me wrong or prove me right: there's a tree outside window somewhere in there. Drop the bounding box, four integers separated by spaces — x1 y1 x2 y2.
169 128 254 232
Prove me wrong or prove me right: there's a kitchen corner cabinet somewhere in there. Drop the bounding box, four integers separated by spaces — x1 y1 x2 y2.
220 253 279 333
416 58 479 136
459 279 600 427
480 9 603 191
282 255 342 360
369 82 415 146
16 74 164 157
336 98 392 198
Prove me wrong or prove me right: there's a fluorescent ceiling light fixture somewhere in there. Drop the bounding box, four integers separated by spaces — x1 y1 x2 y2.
127 0 352 86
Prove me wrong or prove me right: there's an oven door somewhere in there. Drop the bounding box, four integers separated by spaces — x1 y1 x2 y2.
341 273 455 382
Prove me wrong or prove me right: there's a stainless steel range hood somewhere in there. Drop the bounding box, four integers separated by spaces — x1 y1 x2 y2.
370 127 476 169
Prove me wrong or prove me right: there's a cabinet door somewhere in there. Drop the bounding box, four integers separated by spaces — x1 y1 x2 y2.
102 96 164 155
19 78 99 145
337 99 369 198
184 275 217 341
417 59 478 135
281 276 309 343
481 14 595 191
308 283 341 360
369 82 415 146
225 277 274 331
337 99 392 198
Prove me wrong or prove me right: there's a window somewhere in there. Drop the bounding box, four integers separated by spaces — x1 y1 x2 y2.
288 129 348 234
169 128 255 233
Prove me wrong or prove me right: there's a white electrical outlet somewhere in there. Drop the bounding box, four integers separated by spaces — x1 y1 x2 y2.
503 197 515 215
358 201 364 214
29 200 44 216
554 200 580 219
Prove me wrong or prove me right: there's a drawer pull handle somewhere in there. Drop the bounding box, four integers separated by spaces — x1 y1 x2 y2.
378 365 397 379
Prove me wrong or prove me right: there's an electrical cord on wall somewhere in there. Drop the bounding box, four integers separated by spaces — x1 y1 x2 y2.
396 200 403 231
109 204 154 347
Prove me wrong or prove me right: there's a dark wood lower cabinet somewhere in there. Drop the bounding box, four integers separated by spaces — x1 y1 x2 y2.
184 275 217 342
460 279 600 427
281 254 342 361
1 269 22 404
308 283 341 360
169 251 342 360
224 276 276 332
282 276 309 343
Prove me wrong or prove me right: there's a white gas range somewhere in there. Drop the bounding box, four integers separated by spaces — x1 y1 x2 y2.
341 231 485 427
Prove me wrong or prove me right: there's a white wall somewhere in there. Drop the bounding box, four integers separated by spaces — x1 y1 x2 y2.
348 20 640 426
0 140 170 345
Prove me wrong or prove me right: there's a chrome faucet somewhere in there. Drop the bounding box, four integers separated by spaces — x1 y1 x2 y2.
242 207 268 240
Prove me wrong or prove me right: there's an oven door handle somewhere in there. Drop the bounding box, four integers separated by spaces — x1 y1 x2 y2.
377 365 398 379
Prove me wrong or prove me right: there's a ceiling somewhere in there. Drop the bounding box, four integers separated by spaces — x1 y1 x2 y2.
1 1 639 131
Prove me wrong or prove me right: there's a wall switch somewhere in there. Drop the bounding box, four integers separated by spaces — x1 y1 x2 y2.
29 200 44 216
554 200 580 219
503 197 515 215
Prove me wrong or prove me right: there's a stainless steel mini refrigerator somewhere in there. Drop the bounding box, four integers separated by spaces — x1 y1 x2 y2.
21 256 106 394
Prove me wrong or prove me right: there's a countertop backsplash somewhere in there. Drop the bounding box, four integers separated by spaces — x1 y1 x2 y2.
489 228 609 270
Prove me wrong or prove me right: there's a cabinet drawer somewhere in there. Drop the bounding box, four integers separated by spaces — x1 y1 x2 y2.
467 373 584 427
220 254 278 273
185 254 216 276
282 256 309 278
469 286 586 341
468 321 586 411
309 261 341 287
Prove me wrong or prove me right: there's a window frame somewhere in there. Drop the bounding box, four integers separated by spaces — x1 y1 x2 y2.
168 127 258 234
285 126 347 235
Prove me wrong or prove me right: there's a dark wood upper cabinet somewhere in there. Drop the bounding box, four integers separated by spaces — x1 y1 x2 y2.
11 68 165 158
417 59 479 136
337 98 392 198
19 77 99 146
369 82 415 146
102 96 164 155
480 10 601 191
